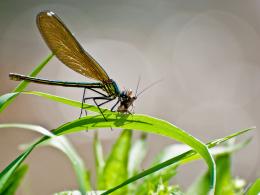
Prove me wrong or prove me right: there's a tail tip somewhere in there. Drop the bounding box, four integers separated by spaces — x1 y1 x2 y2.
9 73 21 81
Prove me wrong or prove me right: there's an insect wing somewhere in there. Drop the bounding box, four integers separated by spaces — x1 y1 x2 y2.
37 11 110 82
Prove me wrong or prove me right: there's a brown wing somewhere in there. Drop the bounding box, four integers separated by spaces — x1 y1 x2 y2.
37 11 110 82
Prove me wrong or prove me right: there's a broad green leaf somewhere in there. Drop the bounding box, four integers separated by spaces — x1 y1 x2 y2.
99 130 132 194
0 54 53 113
247 178 260 195
0 164 28 195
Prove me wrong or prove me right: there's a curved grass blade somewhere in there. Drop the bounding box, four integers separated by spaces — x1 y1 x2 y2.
0 111 215 194
0 91 254 194
52 115 216 193
187 139 251 195
0 91 103 114
1 91 216 193
0 144 35 194
0 124 252 195
0 164 28 195
0 124 89 194
0 54 53 113
0 93 19 112
247 178 260 195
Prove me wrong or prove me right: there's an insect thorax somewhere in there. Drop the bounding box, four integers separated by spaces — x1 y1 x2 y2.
102 79 120 97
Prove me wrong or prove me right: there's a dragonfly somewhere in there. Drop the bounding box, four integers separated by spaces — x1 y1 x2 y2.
9 11 137 119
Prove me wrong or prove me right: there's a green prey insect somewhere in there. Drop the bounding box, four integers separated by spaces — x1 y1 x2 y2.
9 11 137 119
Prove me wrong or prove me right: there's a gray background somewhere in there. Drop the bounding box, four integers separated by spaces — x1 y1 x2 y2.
0 0 259 194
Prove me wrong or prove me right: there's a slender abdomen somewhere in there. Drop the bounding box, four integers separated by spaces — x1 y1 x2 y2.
9 73 102 88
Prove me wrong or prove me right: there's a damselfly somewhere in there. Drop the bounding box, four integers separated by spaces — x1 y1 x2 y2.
9 11 137 119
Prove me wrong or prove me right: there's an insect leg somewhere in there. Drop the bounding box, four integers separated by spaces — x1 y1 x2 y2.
111 99 120 111
92 97 109 121
79 87 87 118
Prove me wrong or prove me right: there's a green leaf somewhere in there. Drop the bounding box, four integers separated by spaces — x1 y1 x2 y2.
0 54 53 113
247 178 260 195
0 164 28 195
99 130 132 194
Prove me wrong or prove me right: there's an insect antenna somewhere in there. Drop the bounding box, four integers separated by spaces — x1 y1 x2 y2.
137 79 163 97
135 76 141 96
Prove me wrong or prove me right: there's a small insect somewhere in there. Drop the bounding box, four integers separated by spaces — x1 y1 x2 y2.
9 11 137 119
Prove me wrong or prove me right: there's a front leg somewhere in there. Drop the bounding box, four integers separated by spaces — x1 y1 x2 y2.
83 96 114 120
111 99 120 112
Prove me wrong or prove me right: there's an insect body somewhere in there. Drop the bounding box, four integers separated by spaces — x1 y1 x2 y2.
9 11 136 118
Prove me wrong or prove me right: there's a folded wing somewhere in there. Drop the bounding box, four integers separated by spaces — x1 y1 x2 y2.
37 11 110 82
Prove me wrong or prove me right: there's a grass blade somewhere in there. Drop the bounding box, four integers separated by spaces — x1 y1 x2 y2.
0 54 53 113
0 124 89 194
247 178 260 195
0 164 28 195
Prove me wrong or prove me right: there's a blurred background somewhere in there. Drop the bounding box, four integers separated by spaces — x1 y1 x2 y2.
0 0 259 194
